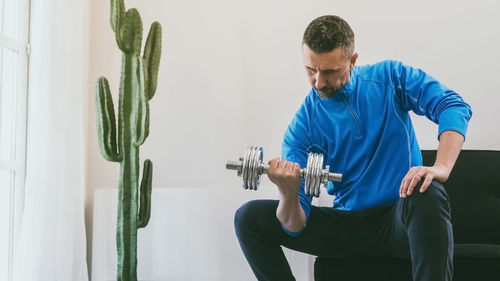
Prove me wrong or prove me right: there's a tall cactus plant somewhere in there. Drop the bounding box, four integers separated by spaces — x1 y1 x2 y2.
95 0 162 280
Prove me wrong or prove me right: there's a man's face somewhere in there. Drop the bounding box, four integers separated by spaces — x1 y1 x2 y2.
302 44 358 98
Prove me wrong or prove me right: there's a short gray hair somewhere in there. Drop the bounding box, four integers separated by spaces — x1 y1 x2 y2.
303 15 355 58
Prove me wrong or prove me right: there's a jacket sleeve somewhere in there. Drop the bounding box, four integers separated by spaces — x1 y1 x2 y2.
280 98 313 237
391 60 472 139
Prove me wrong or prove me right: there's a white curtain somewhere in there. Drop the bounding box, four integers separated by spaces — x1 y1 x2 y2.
13 0 89 280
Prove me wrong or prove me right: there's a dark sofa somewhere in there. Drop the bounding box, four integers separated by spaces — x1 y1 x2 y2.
314 150 500 281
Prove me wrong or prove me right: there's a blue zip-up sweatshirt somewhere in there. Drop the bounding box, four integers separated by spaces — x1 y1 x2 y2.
281 60 472 236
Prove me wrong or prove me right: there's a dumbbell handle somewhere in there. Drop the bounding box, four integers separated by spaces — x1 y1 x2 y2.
226 161 342 182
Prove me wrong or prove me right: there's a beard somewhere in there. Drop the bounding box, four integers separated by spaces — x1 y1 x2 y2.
315 86 342 99
315 71 351 99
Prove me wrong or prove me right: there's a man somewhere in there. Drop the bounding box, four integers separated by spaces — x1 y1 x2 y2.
234 15 472 281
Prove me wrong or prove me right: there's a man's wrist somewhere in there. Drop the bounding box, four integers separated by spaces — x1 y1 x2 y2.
276 198 306 233
276 182 300 199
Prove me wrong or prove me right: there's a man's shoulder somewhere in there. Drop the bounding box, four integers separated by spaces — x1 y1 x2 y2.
356 60 402 75
291 89 317 116
354 60 405 83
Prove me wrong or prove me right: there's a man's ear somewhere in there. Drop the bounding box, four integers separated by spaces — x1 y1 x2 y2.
350 52 359 70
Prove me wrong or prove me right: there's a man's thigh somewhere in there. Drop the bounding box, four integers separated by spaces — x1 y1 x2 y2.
281 203 410 259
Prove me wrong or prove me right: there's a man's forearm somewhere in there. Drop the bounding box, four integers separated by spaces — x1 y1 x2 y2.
276 194 306 233
435 130 465 180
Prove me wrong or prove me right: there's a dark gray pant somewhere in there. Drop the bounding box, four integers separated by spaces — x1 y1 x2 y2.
234 181 453 281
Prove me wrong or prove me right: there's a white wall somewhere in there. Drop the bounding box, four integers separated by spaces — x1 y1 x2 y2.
92 187 314 281
86 0 500 277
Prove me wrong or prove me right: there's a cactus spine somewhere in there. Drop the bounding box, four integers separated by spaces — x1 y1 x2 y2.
95 0 161 280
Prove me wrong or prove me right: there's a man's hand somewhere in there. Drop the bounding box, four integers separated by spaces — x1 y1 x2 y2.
267 158 301 198
399 164 451 198
399 130 465 198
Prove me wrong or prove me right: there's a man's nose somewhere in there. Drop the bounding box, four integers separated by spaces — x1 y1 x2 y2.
315 73 326 89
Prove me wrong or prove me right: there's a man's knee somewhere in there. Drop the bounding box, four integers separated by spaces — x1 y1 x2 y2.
234 200 277 235
234 200 257 231
405 180 451 218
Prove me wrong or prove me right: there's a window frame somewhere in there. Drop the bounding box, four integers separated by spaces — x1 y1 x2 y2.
0 0 31 280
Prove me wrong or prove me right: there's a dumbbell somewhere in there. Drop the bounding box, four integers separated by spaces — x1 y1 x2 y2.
226 146 342 197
